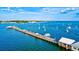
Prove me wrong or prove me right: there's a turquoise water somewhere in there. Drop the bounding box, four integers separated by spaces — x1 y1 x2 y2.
0 21 79 51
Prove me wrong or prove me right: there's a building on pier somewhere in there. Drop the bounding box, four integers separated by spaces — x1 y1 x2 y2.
71 42 79 51
7 26 79 51
58 37 75 49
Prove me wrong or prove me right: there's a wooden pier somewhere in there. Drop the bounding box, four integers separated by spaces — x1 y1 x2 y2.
6 26 78 51
6 26 57 44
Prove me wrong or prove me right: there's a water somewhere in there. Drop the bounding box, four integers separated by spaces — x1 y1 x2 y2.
0 21 79 51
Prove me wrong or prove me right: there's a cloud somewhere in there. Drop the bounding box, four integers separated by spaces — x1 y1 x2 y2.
60 8 76 14
41 7 77 15
0 7 17 13
0 7 79 21
41 8 60 14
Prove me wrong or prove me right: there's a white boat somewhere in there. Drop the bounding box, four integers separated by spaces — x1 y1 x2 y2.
43 26 46 32
28 22 37 23
6 26 12 29
66 29 69 32
44 33 51 37
67 26 71 29
35 33 39 35
38 26 41 30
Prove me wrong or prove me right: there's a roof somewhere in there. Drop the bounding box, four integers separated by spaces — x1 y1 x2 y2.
71 42 79 48
59 37 75 45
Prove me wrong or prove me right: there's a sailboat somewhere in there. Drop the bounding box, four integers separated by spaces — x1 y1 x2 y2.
43 25 46 32
66 29 69 33
38 26 41 30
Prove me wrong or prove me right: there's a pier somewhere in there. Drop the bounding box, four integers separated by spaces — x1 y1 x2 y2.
6 26 79 51
6 26 57 44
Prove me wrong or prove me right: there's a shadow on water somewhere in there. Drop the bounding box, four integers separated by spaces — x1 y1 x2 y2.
32 37 70 51
14 32 70 51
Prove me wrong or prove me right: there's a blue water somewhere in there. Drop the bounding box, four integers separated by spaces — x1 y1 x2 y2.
0 21 79 51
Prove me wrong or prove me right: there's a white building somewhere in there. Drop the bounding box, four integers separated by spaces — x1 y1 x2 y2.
58 37 75 49
71 42 79 51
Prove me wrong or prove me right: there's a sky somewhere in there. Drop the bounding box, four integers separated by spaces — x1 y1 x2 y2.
0 7 79 21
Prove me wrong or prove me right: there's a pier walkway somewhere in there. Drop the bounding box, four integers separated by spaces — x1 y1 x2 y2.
6 26 57 44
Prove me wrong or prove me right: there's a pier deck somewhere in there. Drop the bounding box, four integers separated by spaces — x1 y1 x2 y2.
7 26 57 44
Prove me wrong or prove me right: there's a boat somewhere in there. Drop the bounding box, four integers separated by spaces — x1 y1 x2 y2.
44 33 51 37
43 26 46 32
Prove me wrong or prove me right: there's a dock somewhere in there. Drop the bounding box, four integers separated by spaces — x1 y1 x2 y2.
6 26 79 51
6 26 57 44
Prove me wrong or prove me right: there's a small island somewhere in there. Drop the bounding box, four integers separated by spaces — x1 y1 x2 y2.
0 20 48 24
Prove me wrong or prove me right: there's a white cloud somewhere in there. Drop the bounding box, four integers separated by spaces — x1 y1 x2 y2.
0 7 17 13
41 7 65 14
0 7 79 21
60 7 77 14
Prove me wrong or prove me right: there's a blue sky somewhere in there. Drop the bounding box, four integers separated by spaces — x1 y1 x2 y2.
0 7 79 21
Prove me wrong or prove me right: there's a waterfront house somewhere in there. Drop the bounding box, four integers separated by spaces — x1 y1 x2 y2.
71 42 79 51
58 37 75 49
